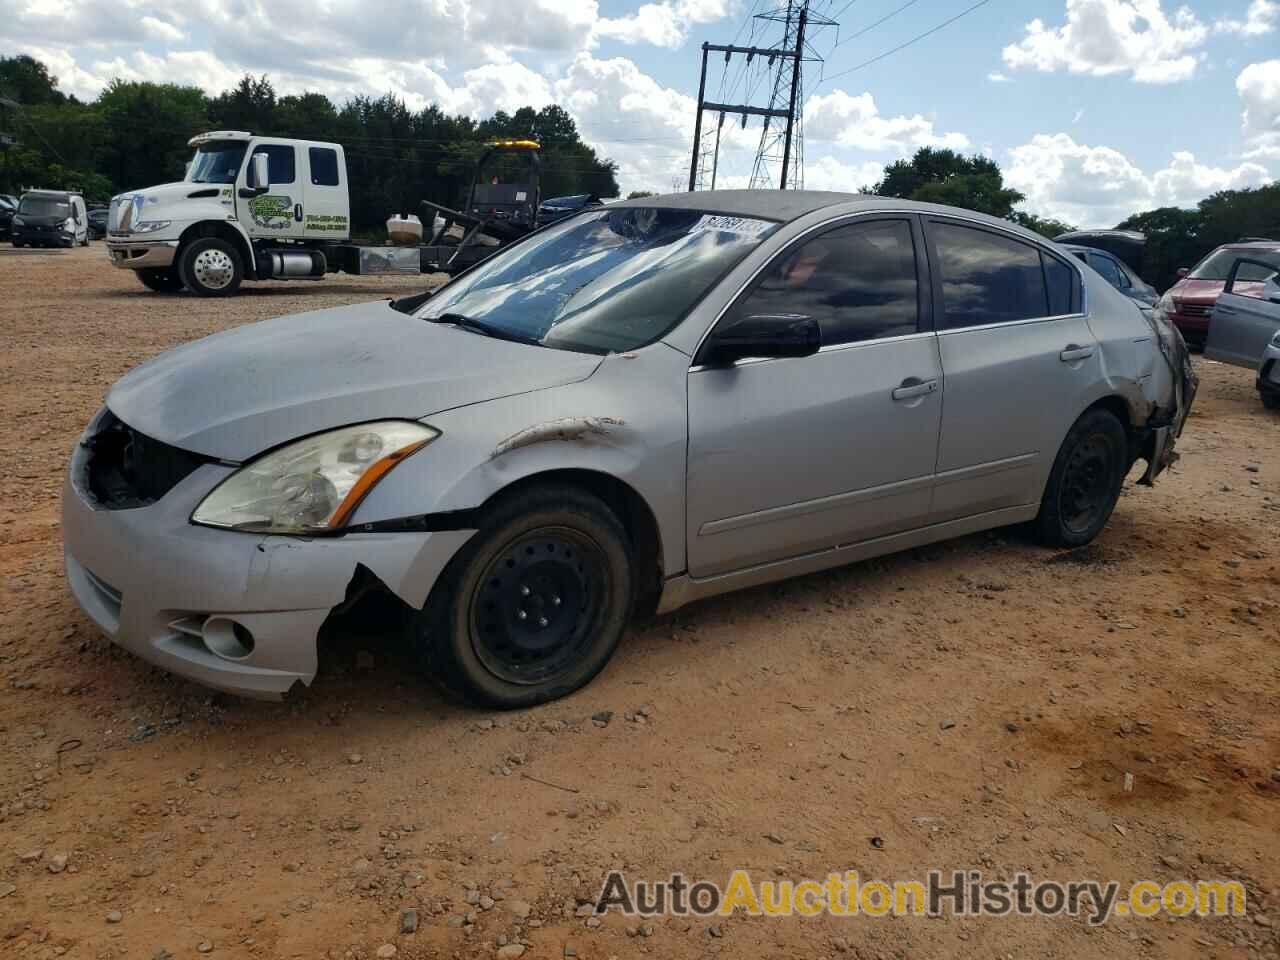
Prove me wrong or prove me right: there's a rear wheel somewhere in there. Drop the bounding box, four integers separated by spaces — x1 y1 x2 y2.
1034 408 1128 548
178 237 242 296
413 486 634 709
136 268 185 293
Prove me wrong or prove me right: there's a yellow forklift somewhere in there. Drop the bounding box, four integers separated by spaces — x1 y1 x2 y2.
420 139 542 275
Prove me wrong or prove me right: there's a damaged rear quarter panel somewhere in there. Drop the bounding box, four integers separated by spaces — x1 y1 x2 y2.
350 342 691 578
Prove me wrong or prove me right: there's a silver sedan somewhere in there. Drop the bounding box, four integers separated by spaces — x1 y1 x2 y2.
63 191 1197 707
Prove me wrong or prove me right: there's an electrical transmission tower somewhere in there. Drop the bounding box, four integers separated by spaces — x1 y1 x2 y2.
687 1 835 192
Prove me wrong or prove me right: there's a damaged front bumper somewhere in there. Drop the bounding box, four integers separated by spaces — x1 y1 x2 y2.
62 443 473 700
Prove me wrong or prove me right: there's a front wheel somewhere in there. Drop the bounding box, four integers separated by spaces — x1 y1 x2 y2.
1262 391 1280 411
1034 407 1128 547
413 486 634 709
178 237 242 296
136 268 185 293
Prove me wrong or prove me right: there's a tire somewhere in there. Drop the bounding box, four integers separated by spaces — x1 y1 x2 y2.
178 237 242 296
1263 391 1280 411
136 268 185 293
413 485 635 709
1034 407 1128 548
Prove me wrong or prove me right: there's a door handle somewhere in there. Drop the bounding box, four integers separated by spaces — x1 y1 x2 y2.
294 203 304 223
892 378 938 401
1059 345 1095 363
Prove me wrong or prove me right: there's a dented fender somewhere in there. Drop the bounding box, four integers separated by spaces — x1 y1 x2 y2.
351 343 691 578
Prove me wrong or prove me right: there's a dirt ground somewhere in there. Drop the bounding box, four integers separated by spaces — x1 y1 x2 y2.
0 245 1277 960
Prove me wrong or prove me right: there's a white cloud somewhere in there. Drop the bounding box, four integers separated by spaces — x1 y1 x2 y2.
802 155 884 193
987 72 1011 83
1215 0 1278 35
594 0 731 48
553 54 697 192
1002 0 1209 84
1237 59 1280 160
804 90 969 152
139 15 185 42
1006 132 1272 225
1237 59 1280 135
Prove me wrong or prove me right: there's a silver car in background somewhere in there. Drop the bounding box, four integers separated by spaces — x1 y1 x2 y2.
62 191 1197 708
1205 251 1280 410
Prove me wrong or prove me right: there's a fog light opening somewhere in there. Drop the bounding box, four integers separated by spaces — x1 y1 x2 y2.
202 617 256 660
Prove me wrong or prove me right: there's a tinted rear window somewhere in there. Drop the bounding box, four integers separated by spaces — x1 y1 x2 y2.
932 222 1049 328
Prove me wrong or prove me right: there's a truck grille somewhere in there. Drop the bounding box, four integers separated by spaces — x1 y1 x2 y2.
109 196 136 235
83 410 214 509
1176 302 1212 318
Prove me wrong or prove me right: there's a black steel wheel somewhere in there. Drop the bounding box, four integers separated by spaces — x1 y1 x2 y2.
414 485 634 708
469 527 608 686
1035 407 1127 547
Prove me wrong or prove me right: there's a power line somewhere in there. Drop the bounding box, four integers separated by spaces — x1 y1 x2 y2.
818 0 992 86
831 0 921 49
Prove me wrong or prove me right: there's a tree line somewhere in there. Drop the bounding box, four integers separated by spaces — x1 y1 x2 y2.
0 55 620 234
3 54 1275 287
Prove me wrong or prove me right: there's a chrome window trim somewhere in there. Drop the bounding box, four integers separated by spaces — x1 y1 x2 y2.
687 207 1089 368
689 330 935 374
936 312 1087 336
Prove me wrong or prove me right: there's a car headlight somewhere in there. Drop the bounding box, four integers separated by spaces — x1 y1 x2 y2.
11 216 23 226
131 220 171 234
192 421 439 534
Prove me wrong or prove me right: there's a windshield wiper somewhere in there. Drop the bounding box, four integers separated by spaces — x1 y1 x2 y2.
430 312 543 347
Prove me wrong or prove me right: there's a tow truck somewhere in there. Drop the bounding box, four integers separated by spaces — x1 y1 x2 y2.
106 131 546 296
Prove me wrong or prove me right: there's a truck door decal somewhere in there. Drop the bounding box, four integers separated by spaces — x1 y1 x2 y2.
248 194 293 230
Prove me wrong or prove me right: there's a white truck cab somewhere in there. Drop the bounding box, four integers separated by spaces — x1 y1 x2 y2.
106 131 353 295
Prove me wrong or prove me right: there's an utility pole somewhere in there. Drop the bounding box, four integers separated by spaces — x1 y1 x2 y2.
688 3 834 191
687 44 710 192
778 4 807 191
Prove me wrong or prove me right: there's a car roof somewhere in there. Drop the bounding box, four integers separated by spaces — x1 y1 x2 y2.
609 190 1056 243
21 189 80 199
1219 240 1280 252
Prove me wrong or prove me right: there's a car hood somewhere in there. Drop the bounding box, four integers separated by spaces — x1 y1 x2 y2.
1170 278 1224 302
106 301 603 461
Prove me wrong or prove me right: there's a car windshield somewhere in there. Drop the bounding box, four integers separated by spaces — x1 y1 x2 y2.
188 141 248 184
417 207 778 354
18 196 69 217
1188 248 1276 281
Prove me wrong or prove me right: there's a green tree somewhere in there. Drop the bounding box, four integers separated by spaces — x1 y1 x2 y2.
0 55 68 105
1008 210 1076 239
95 80 210 190
874 147 1024 218
627 190 656 199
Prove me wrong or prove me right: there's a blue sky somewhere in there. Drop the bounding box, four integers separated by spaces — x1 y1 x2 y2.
4 0 1279 225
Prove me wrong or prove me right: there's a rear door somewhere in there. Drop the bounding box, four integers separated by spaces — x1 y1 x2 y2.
924 218 1096 524
301 144 350 240
685 215 943 578
1206 255 1280 368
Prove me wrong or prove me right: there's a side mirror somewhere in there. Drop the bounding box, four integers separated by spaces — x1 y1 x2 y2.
246 152 270 192
703 313 821 366
1176 267 1190 279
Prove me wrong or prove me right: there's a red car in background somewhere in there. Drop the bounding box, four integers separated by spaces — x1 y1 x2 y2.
1162 240 1280 348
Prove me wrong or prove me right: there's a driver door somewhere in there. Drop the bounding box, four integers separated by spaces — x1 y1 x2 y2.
685 216 943 579
237 141 305 240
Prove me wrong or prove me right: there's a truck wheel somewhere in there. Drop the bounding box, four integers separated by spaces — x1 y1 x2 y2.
1034 407 1127 548
178 237 242 296
1262 391 1280 411
413 485 634 709
136 268 185 293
